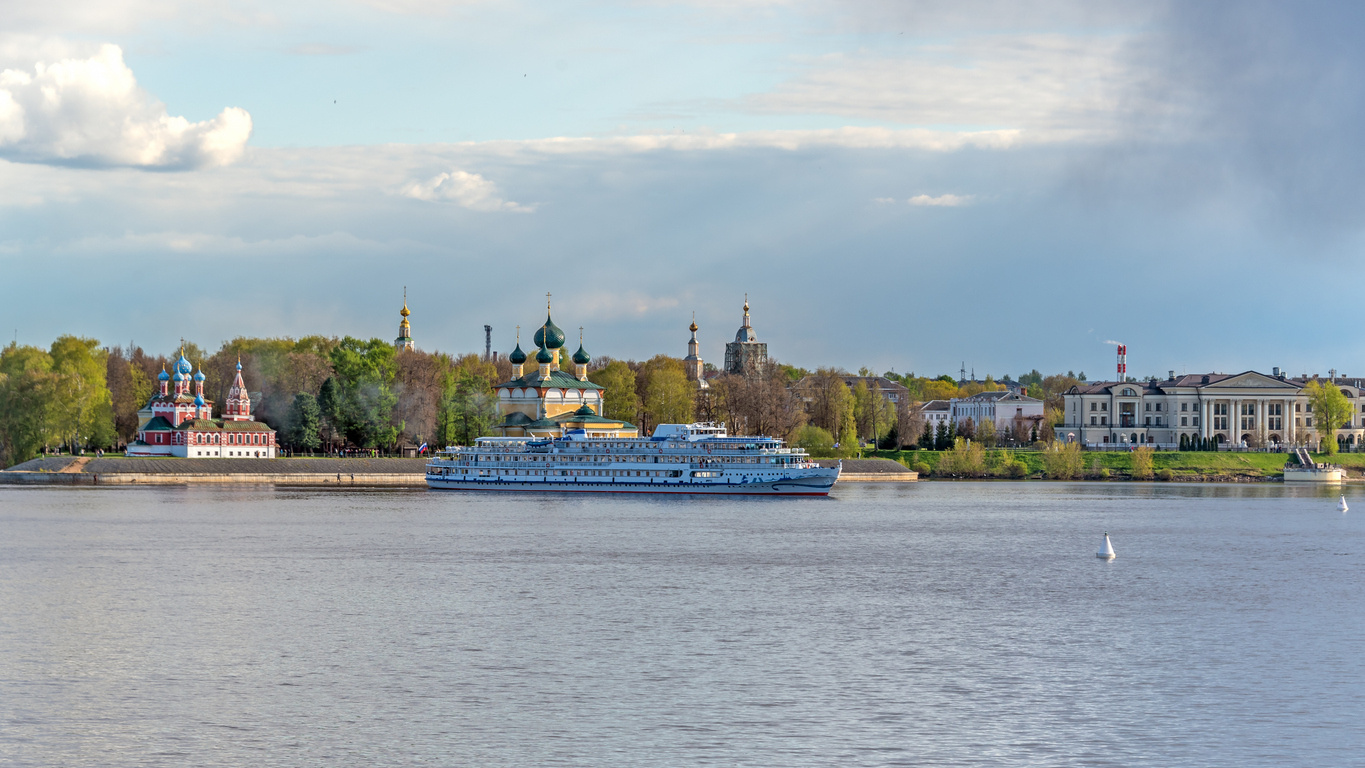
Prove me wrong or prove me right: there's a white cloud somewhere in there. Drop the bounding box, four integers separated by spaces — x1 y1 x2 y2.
908 193 973 207
461 126 1022 156
401 169 533 211
0 43 251 168
741 34 1152 142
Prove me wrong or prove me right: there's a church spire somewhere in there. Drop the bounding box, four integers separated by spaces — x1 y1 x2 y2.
395 287 414 351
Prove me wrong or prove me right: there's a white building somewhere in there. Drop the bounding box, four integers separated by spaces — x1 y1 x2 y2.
918 400 951 427
950 390 1045 437
1056 370 1365 450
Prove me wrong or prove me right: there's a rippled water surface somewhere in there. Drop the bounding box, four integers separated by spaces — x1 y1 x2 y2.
2 482 1362 766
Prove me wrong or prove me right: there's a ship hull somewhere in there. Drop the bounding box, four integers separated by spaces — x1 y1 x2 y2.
425 473 837 496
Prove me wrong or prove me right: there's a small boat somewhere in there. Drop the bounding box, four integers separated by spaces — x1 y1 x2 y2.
1339 495 1349 513
1097 532 1116 560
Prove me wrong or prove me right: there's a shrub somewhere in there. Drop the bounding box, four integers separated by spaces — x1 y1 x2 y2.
1005 459 1027 478
1042 441 1084 480
1131 445 1154 480
913 461 931 476
794 425 836 458
1156 468 1174 481
1099 468 1111 479
937 438 985 477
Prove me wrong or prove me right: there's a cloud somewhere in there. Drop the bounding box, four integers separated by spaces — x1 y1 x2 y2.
400 169 533 211
908 193 973 207
460 126 1022 156
739 34 1151 142
0 43 251 169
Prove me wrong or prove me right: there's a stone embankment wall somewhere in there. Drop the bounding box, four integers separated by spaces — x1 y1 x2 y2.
0 457 429 486
1 456 914 486
816 458 918 482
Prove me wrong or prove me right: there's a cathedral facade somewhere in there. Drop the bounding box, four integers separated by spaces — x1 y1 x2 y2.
127 352 277 458
491 298 638 439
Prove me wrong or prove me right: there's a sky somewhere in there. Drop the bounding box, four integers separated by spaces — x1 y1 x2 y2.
3 0 1365 381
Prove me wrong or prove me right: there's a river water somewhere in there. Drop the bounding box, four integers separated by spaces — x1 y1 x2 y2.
1 482 1361 767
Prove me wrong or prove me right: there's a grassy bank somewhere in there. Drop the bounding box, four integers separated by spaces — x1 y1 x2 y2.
857 448 1365 481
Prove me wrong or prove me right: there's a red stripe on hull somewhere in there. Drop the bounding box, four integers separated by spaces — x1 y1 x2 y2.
426 483 831 497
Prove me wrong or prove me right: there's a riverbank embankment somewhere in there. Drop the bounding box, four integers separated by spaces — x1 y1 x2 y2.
0 457 430 486
861 448 1365 481
0 456 916 486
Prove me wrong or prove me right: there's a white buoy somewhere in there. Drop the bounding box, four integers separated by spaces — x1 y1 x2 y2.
1097 532 1116 560
1339 495 1349 513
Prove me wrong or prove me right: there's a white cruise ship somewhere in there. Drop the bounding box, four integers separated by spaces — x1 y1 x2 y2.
425 423 840 495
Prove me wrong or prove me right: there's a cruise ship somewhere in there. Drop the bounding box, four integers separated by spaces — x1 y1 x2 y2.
425 423 840 495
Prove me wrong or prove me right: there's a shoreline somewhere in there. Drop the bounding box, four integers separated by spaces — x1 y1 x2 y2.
0 456 919 487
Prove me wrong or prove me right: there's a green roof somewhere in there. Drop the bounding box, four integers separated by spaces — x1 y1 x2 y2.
142 416 173 431
500 412 533 426
494 369 604 391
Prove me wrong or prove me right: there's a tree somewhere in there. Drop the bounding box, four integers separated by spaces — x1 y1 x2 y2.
436 369 500 447
919 421 935 450
836 384 857 456
934 420 949 450
49 336 115 452
1131 444 1154 479
588 360 639 423
977 416 997 448
328 337 400 448
799 369 854 436
0 343 60 466
878 424 898 450
957 417 976 441
793 425 836 457
852 380 895 445
709 369 806 439
318 377 343 449
639 356 694 430
285 393 323 453
1304 379 1352 454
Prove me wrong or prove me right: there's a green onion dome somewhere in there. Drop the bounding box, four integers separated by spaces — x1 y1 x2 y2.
533 314 566 349
535 346 554 364
572 344 590 365
509 343 527 364
575 404 595 415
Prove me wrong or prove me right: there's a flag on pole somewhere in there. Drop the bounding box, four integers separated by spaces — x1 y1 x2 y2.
418 442 429 454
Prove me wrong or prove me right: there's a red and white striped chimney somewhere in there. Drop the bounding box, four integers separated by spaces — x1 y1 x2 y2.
1116 344 1127 380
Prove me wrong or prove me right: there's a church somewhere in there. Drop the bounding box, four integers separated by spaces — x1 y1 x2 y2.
126 351 278 458
492 297 638 438
724 295 768 376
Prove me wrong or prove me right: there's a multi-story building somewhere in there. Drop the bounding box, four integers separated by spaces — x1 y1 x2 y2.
918 400 951 428
950 390 1045 436
1056 369 1365 449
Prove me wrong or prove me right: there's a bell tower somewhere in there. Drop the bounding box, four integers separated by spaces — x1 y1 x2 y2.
395 288 414 351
